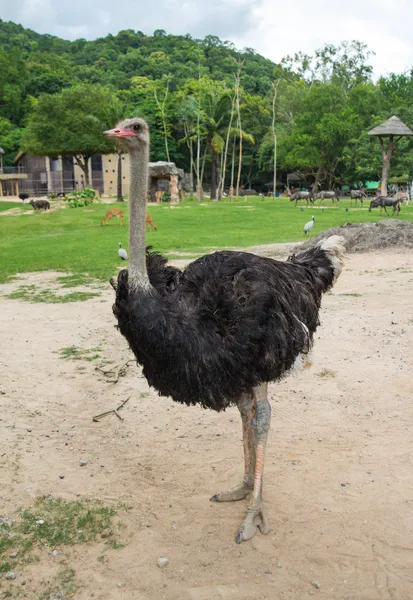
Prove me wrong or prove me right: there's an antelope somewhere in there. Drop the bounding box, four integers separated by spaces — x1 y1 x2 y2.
350 190 367 206
290 191 314 207
101 208 124 226
369 197 401 216
145 214 157 231
314 190 339 205
101 208 157 230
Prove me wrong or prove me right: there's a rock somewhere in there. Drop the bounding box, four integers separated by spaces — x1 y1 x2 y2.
10 551 19 558
157 557 169 568
37 519 45 525
79 460 87 467
101 530 112 539
6 571 17 580
311 579 321 589
26 428 32 432
117 581 126 587
59 475 65 479
276 561 282 568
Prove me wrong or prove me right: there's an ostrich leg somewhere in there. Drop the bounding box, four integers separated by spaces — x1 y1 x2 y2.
236 383 271 544
210 391 255 502
211 383 272 543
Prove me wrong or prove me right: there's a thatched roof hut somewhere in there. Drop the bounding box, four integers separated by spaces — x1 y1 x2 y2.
367 116 413 196
368 115 413 137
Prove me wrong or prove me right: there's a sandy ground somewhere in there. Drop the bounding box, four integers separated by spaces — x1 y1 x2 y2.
1 248 413 600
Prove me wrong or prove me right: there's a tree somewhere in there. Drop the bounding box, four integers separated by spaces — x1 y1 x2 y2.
282 41 374 90
270 81 279 196
279 83 359 189
22 84 117 187
0 118 22 165
151 76 172 162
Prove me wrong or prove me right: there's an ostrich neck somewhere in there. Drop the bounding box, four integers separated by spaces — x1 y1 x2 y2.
128 145 151 289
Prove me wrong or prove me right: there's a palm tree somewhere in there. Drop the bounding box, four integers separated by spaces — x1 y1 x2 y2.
202 89 255 200
201 89 232 199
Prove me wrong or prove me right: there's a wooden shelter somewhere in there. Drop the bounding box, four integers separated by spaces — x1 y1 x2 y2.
368 116 413 196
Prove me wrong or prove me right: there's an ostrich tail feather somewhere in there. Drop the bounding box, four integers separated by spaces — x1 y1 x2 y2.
318 235 346 285
288 235 346 293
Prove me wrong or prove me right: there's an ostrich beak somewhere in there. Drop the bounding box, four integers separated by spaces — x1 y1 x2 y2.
103 128 134 138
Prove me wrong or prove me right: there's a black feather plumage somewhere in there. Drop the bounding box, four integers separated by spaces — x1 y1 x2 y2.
112 242 343 411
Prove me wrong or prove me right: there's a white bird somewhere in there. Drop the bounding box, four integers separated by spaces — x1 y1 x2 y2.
303 215 315 235
118 242 128 260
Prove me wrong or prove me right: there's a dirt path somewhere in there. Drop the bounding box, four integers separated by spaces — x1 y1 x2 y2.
1 250 413 599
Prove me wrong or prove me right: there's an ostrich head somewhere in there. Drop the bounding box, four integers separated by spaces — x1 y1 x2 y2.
103 117 149 150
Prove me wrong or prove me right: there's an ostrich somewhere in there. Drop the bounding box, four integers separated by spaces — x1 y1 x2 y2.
118 242 128 261
104 118 345 544
304 215 315 235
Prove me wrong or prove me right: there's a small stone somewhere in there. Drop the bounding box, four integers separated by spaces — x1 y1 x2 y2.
10 551 19 558
276 561 282 568
51 549 58 557
340 483 346 487
6 571 17 580
117 581 126 587
311 579 321 589
101 530 112 539
157 557 169 568
37 519 45 525
77 529 83 535
59 474 65 479
26 428 32 432
79 460 87 467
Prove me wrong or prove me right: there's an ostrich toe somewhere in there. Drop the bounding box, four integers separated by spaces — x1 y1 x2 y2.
210 482 252 502
235 506 271 544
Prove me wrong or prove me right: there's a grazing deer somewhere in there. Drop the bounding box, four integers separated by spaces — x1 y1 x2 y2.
101 208 124 226
101 208 157 231
146 214 157 231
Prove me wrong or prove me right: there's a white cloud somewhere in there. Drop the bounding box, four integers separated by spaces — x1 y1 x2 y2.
1 0 412 76
232 0 413 77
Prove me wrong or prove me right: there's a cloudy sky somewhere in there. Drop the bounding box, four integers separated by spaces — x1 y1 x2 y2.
1 0 412 77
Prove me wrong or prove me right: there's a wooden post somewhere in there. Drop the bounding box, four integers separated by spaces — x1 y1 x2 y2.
170 175 179 203
0 180 3 198
46 157 53 193
378 135 394 197
59 156 64 193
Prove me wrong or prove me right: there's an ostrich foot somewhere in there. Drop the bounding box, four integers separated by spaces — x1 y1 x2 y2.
210 481 252 502
235 505 271 544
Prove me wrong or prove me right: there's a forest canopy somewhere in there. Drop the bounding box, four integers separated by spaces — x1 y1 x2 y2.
1 19 413 194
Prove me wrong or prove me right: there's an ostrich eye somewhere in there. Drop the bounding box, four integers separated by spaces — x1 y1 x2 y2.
133 123 141 133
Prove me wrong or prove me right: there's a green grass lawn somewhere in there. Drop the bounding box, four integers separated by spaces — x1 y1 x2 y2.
1 196 412 282
0 201 27 212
